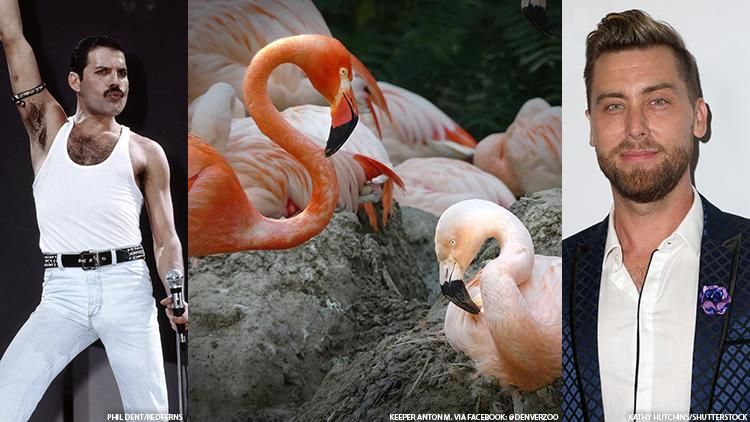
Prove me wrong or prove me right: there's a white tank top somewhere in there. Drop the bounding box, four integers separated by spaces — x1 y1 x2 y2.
33 117 143 254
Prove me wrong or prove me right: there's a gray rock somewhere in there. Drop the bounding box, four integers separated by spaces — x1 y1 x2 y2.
189 208 429 421
510 188 562 257
292 294 560 422
400 207 440 302
189 189 561 420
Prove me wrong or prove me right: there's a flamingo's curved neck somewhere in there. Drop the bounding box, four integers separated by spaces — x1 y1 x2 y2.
477 207 555 383
484 208 535 281
239 38 340 250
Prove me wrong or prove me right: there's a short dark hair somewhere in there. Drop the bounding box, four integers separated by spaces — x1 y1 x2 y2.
584 9 702 109
69 35 126 79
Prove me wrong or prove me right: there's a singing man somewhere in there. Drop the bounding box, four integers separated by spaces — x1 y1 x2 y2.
0 0 187 418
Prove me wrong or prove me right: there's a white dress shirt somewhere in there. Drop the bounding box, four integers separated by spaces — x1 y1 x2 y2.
598 189 703 421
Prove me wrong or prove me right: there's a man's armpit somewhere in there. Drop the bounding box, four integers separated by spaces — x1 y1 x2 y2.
21 102 48 148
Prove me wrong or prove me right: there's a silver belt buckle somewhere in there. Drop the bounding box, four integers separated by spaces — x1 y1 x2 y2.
79 250 99 270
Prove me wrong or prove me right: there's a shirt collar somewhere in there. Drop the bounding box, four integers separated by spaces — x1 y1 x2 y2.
603 187 704 268
670 187 703 256
604 211 623 270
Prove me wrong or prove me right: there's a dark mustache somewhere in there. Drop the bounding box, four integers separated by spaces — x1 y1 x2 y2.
104 87 124 97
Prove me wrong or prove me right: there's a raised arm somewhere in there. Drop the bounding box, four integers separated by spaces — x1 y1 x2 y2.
0 0 66 172
139 136 187 330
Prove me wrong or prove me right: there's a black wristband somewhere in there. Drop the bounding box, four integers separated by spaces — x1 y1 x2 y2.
11 82 46 107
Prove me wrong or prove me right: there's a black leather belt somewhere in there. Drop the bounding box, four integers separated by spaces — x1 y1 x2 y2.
43 245 145 270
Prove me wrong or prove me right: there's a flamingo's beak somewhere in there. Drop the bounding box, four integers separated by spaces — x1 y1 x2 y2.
522 1 552 38
439 261 481 314
326 84 358 157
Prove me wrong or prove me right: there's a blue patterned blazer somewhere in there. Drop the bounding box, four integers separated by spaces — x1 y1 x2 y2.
562 196 750 420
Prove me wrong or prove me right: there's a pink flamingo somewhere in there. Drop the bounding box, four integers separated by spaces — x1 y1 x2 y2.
393 157 515 217
190 84 404 228
225 104 403 227
474 98 561 197
435 199 561 391
188 34 358 255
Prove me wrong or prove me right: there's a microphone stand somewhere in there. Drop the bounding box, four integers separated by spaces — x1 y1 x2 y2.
167 270 188 421
175 323 188 420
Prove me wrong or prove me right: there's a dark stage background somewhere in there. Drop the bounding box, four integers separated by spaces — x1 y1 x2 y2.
0 0 186 419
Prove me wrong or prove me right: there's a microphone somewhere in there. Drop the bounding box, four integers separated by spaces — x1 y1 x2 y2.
166 269 186 343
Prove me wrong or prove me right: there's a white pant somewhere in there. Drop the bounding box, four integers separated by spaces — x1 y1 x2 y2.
0 260 168 421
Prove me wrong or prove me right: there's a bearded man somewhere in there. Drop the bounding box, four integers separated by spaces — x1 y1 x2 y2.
562 9 750 421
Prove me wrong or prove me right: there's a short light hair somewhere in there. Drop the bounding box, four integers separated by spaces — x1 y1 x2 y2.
583 9 702 109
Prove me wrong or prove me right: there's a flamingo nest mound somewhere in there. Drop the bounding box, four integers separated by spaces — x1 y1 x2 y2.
189 189 561 421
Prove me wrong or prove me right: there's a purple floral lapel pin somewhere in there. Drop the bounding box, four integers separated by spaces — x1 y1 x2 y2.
699 285 731 316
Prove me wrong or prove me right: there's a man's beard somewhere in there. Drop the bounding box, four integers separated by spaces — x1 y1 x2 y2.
597 139 691 204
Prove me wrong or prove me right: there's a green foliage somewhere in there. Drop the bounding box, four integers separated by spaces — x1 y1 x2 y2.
315 0 561 140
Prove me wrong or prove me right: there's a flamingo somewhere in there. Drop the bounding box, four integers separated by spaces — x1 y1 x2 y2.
474 98 561 197
222 105 403 227
187 0 388 124
188 34 359 256
435 199 561 392
189 82 404 227
393 157 515 217
355 81 477 165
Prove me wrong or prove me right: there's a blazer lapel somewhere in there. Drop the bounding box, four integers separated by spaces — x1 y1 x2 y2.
571 217 608 419
690 197 741 413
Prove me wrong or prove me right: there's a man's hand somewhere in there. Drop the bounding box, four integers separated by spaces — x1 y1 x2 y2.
160 296 189 332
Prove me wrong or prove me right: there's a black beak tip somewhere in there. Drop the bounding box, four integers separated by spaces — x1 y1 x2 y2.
325 114 358 157
441 279 481 315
